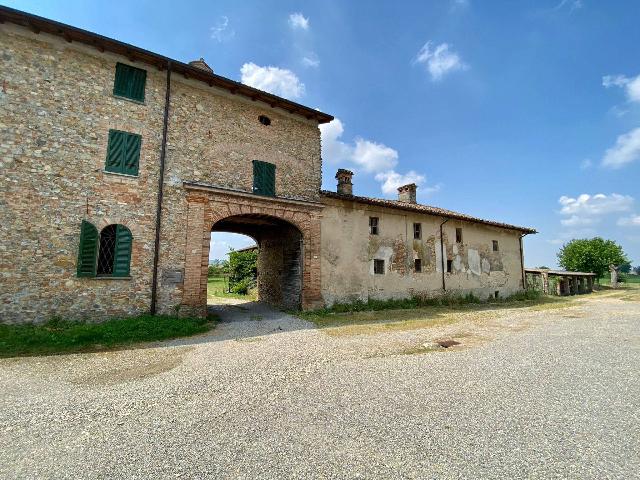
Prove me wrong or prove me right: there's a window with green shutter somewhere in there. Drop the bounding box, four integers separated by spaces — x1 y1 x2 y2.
113 62 147 102
76 221 133 278
105 129 142 176
252 160 276 197
77 220 98 277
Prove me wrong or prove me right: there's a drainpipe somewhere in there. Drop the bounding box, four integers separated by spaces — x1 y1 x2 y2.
519 232 529 290
439 218 449 291
150 62 172 315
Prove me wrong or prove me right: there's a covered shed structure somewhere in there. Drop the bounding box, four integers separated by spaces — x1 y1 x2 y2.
525 268 596 296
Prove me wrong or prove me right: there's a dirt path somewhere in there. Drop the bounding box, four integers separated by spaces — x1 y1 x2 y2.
1 295 638 479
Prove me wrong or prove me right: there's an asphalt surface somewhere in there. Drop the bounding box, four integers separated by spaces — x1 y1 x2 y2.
1 297 638 479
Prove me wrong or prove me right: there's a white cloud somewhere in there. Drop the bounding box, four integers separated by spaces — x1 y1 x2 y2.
352 138 398 173
320 118 437 198
560 215 597 227
288 13 309 30
320 118 352 165
374 170 426 195
451 0 470 9
210 16 235 42
553 0 583 12
302 54 320 68
618 214 640 227
414 42 468 81
240 63 305 99
558 193 634 216
321 119 400 172
603 74 640 103
601 127 640 169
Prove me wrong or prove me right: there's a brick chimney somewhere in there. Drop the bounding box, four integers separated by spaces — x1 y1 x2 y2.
335 169 354 195
397 183 417 204
188 58 213 74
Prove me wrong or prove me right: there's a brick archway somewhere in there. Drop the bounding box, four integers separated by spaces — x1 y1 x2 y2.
181 184 323 316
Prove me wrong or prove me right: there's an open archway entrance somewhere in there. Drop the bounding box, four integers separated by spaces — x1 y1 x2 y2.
180 187 323 317
211 215 303 309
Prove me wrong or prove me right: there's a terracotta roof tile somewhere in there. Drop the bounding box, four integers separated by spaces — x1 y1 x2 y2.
320 190 537 234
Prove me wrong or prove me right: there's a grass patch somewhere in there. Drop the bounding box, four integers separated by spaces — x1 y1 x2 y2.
207 275 257 301
0 314 217 358
299 289 548 321
295 290 573 337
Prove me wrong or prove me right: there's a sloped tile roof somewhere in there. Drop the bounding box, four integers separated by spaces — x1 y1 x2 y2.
320 190 537 234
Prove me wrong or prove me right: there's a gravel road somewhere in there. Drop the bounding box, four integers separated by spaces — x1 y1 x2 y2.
1 297 638 479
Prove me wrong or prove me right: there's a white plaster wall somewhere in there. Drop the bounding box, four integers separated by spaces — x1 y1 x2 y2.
320 198 526 306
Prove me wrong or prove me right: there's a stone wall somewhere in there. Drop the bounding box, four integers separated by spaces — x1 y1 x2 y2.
0 23 325 322
154 74 322 314
0 25 165 322
320 196 526 305
258 225 303 309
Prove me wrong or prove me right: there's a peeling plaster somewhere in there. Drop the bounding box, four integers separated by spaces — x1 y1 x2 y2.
370 246 393 275
468 249 481 276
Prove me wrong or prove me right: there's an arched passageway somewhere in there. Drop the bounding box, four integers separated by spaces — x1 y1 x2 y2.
212 214 303 309
180 187 323 317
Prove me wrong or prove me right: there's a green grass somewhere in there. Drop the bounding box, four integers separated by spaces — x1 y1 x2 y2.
0 314 217 358
298 289 545 320
207 275 257 301
599 273 640 286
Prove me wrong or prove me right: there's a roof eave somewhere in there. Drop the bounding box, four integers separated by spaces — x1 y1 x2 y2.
320 191 537 234
0 5 334 124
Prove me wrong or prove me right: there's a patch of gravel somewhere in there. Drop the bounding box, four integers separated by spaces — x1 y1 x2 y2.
0 298 638 479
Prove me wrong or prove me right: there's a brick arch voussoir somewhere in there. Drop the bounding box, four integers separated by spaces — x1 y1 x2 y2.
95 217 140 238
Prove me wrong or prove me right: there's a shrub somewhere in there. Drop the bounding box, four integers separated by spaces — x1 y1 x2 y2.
230 277 252 295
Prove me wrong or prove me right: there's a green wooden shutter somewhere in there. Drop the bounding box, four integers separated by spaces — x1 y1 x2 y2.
129 67 147 102
113 63 147 102
77 220 98 277
113 63 130 98
252 160 276 196
105 130 141 175
123 133 141 175
105 130 125 173
252 160 262 194
263 162 275 196
112 225 132 277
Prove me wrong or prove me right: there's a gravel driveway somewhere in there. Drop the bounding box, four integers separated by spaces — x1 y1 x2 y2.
1 297 639 479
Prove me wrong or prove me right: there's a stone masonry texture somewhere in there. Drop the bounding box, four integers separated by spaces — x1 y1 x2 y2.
1 24 323 323
1 20 529 323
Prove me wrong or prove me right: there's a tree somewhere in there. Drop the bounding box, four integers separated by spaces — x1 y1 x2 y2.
634 266 640 275
228 248 257 294
619 262 631 274
557 237 629 279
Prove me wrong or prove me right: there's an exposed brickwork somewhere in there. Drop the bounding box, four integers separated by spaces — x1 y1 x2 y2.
1 24 324 323
179 188 323 315
0 26 165 322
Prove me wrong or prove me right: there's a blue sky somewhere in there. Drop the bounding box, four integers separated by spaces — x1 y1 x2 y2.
8 0 640 266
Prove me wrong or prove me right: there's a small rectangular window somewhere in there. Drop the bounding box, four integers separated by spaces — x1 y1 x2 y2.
113 62 147 102
493 240 499 252
369 217 379 235
252 160 276 196
374 259 385 274
455 228 463 243
413 223 421 239
105 129 142 176
414 258 422 272
447 259 453 273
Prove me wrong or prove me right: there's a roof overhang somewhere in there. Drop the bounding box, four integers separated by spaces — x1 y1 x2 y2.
0 6 334 124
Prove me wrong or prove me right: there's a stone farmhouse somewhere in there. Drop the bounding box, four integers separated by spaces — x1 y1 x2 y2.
0 7 535 323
